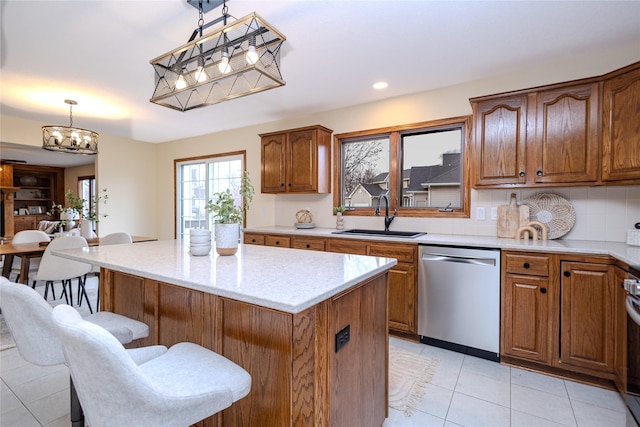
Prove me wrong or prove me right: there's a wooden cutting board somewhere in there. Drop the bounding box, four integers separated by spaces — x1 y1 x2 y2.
497 193 530 238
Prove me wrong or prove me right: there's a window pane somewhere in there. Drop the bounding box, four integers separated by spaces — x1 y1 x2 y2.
401 129 462 208
341 137 390 208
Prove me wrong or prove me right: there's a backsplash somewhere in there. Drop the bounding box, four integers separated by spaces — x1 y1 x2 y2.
274 186 640 243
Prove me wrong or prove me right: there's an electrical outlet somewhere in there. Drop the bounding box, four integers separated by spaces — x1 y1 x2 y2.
491 207 498 220
476 207 486 221
335 324 350 352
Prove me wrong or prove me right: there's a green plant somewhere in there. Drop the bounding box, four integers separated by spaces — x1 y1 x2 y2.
48 188 109 223
204 172 254 224
333 205 347 214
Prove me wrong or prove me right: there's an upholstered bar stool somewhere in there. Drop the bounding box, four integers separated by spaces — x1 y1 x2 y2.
52 304 252 427
0 278 156 427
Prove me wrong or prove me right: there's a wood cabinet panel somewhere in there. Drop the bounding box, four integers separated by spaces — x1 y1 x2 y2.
265 235 291 248
260 125 332 194
387 262 416 333
472 95 528 186
613 266 628 394
534 83 600 184
243 233 265 245
559 261 615 373
369 242 416 263
602 63 640 182
502 273 552 363
292 236 327 251
156 282 204 348
505 253 550 276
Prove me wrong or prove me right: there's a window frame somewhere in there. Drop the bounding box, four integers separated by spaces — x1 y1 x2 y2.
174 151 247 239
333 116 471 218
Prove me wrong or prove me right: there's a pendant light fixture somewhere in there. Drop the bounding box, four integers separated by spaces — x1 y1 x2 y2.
150 0 286 111
42 100 99 155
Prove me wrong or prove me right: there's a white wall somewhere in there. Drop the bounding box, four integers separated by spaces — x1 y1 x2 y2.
155 45 640 242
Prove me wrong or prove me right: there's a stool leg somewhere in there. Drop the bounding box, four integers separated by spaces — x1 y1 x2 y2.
70 377 85 427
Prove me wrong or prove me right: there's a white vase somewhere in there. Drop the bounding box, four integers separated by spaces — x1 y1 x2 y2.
80 219 97 239
214 223 240 256
336 212 344 230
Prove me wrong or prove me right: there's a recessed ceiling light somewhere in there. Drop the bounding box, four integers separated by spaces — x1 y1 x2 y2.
373 81 388 90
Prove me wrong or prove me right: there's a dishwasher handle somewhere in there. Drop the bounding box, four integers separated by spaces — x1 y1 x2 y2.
421 253 496 267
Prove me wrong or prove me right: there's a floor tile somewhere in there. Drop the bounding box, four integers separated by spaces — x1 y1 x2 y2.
510 367 568 397
0 405 41 427
511 383 576 426
414 383 454 419
564 379 627 412
26 388 70 426
511 409 573 427
11 368 69 405
447 392 511 427
455 368 511 407
571 399 627 427
384 406 445 427
461 354 511 384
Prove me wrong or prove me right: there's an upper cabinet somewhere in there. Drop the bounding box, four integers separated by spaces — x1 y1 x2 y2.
471 61 640 188
602 62 640 183
260 125 332 193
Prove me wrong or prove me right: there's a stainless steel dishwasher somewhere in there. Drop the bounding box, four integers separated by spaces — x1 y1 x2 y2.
418 245 501 362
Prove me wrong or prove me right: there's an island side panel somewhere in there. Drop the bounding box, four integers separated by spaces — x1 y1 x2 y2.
220 299 293 426
330 273 389 426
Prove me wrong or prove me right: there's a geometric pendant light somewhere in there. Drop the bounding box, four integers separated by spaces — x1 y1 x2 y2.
42 99 99 155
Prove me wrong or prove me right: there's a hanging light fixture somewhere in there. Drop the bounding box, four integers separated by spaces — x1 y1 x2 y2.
42 100 99 155
149 0 286 111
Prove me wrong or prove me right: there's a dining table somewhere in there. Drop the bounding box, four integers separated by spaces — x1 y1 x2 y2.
0 235 157 284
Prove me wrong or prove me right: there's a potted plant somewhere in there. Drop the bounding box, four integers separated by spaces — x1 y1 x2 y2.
204 172 254 255
49 189 108 237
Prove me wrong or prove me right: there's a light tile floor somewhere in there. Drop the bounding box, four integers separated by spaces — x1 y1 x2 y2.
0 280 636 427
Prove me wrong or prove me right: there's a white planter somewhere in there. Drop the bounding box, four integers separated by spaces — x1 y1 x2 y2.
80 219 97 239
214 223 240 256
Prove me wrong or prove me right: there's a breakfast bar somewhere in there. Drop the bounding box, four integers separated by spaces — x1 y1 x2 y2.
53 239 397 427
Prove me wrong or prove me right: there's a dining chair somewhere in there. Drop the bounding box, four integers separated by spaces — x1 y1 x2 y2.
0 277 158 427
52 303 252 427
89 231 133 311
9 229 51 284
33 236 94 311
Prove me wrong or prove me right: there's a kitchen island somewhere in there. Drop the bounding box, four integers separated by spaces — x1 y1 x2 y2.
54 239 397 427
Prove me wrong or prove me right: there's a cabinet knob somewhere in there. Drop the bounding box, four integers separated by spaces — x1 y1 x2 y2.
275 241 280 245
519 171 525 177
288 183 292 187
540 287 547 294
251 239 256 243
523 262 530 269
563 271 571 277
536 170 543 176
280 183 285 187
306 244 310 248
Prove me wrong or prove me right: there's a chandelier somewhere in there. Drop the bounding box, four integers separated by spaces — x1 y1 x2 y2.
150 0 286 111
42 100 99 155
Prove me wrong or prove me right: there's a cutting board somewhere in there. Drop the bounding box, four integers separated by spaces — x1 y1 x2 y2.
497 193 530 238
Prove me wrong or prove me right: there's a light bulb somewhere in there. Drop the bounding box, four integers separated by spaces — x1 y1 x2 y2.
195 57 207 82
71 132 80 146
176 74 187 90
52 131 62 145
246 45 259 65
218 51 232 74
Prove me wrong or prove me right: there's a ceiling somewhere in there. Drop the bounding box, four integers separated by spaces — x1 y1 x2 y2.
1 1 639 167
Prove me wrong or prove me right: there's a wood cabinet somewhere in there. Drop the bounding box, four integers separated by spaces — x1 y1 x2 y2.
260 125 332 193
602 62 640 183
502 251 620 382
243 232 291 248
246 232 418 336
471 61 640 188
613 265 628 394
501 252 556 364
472 82 600 187
559 261 615 373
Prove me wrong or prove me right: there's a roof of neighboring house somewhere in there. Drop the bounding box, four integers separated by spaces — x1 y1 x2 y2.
371 172 389 184
346 183 387 199
406 153 461 192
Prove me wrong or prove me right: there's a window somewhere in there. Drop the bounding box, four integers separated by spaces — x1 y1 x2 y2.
175 151 246 239
333 116 471 218
77 176 95 219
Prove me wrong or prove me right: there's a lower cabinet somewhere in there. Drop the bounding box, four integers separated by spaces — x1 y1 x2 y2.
245 232 418 336
502 251 620 381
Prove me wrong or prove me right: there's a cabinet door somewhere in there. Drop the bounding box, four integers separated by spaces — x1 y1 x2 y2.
287 129 317 192
385 262 416 333
14 216 36 232
534 83 600 184
559 262 614 373
472 95 528 186
613 266 628 394
602 65 640 182
502 274 552 364
261 133 287 193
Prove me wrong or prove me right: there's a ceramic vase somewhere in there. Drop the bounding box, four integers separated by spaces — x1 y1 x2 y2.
336 212 344 230
215 223 240 256
80 219 97 239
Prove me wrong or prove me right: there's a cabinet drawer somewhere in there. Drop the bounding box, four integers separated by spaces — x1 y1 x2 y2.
368 243 416 263
265 235 291 248
327 239 367 255
243 233 265 245
292 237 326 251
505 253 549 276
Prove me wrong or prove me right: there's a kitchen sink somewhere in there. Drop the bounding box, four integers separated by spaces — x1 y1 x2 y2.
332 229 426 238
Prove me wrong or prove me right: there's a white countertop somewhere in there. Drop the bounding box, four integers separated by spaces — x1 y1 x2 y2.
244 226 640 268
52 239 398 314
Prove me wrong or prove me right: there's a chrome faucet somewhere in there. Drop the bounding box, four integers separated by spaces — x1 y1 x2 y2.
375 194 396 231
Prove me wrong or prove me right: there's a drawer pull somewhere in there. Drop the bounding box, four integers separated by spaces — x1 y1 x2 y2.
540 287 547 294
523 262 530 269
537 170 543 176
564 271 571 277
275 241 280 245
306 244 310 248
519 171 525 177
